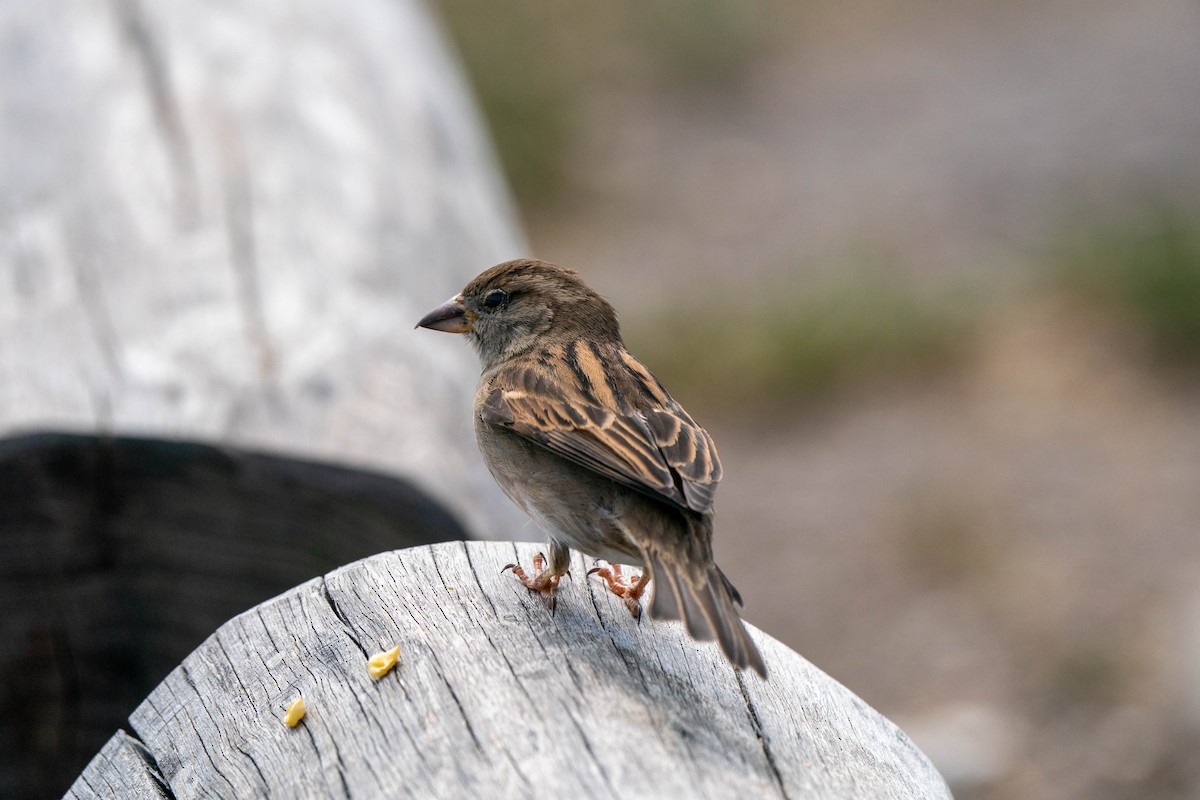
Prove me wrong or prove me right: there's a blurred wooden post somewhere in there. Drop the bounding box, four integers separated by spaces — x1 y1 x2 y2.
0 0 525 540
67 541 952 800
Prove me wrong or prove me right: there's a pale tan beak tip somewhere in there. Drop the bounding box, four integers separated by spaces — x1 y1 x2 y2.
416 296 471 333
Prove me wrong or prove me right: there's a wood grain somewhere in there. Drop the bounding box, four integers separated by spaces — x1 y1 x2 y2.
64 732 170 800
69 541 951 799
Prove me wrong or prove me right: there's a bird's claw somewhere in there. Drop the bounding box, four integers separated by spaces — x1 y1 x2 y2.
588 560 649 619
502 552 567 613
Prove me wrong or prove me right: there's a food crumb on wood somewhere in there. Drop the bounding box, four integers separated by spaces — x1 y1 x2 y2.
368 645 401 680
284 697 306 727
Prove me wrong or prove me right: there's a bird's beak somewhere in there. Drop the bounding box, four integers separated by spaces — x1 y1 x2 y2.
415 295 472 333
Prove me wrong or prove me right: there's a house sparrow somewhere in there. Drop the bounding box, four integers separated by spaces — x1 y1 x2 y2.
417 259 766 676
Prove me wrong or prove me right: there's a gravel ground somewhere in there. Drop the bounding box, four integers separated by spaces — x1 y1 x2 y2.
708 299 1200 798
522 1 1200 796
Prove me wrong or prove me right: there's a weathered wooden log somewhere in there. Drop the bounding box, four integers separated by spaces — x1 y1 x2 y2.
67 542 951 800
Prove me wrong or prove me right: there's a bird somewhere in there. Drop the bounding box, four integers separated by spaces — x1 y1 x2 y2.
417 258 766 677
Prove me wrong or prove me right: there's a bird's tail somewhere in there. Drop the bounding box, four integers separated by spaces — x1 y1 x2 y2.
647 553 767 678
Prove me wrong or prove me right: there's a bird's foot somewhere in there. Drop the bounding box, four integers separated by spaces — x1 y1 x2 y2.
502 552 568 613
587 561 649 619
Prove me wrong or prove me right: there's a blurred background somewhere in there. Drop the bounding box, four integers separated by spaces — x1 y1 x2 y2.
433 0 1200 798
2 0 1198 797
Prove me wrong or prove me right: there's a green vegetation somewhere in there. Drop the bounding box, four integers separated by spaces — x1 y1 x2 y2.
630 0 767 85
433 1 770 206
433 2 588 204
1055 210 1200 363
630 270 978 413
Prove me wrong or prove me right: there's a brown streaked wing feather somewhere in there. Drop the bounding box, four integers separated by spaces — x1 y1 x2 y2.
481 353 720 513
482 381 688 509
643 408 722 511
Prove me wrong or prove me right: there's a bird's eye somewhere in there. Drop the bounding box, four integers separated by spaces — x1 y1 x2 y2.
482 289 509 310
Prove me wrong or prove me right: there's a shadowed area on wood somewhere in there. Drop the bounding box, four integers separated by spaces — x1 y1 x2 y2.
0 433 468 800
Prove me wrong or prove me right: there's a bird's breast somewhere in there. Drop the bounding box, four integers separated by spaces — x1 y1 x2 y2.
474 416 644 565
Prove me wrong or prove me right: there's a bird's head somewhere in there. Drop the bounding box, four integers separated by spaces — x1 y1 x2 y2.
416 259 621 370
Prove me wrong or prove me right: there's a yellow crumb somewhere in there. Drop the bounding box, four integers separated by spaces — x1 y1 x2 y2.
367 645 401 680
283 697 306 727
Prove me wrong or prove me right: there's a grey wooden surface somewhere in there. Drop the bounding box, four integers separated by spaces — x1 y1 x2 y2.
0 0 526 541
67 541 952 800
65 732 170 800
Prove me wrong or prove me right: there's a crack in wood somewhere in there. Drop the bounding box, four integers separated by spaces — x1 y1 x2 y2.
325 730 362 800
425 549 462 623
735 670 791 800
309 583 433 778
458 547 626 797
582 561 655 695
459 597 541 711
174 663 252 794
215 635 259 708
425 649 485 755
336 764 353 799
116 729 175 800
581 566 682 759
497 745 535 790
182 705 238 796
459 539 500 619
320 578 369 658
297 717 359 799
500 546 622 797
233 745 269 791
560 656 587 694
560 710 619 799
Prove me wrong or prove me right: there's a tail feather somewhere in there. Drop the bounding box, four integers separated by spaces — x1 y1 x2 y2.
677 574 714 642
649 558 684 621
647 554 767 678
705 577 749 669
714 565 744 608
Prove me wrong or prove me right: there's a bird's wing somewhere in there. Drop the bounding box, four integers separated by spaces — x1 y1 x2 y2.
480 352 721 514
